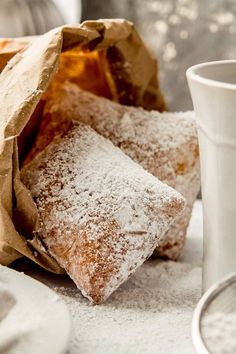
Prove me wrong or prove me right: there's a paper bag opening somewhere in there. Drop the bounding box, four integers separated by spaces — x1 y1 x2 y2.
0 19 166 273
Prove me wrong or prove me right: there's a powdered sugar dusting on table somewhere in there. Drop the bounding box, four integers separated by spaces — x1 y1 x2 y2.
54 260 201 354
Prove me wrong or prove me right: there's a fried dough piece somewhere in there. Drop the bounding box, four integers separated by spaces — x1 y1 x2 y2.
21 122 185 303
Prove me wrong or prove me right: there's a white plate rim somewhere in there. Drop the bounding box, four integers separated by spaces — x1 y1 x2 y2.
0 265 71 354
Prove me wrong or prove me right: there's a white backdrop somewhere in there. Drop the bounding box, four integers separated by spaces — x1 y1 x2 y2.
53 0 82 24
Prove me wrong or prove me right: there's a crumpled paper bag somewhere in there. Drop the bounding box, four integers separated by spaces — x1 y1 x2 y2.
0 19 166 272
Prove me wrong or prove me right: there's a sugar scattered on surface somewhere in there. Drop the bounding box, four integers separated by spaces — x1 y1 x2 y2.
54 260 201 354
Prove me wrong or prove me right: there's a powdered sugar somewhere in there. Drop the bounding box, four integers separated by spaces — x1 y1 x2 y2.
22 122 185 303
54 258 201 354
46 83 198 193
202 311 236 354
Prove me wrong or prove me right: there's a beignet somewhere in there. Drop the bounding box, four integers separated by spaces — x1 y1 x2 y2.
21 122 185 303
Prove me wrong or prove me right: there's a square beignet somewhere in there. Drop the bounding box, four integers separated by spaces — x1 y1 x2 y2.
21 122 185 303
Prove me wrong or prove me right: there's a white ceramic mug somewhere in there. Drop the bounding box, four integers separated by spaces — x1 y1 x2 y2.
187 60 236 292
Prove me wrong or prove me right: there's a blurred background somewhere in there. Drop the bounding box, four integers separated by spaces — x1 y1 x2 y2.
0 0 236 111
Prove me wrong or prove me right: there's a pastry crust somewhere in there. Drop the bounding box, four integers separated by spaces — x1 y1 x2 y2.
21 122 185 303
28 83 200 260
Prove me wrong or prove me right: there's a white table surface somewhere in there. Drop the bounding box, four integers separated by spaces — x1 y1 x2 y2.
25 200 203 354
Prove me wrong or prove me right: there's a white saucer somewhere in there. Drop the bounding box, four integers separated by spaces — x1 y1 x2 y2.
0 265 70 354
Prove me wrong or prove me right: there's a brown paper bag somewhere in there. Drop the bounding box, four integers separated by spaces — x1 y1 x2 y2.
0 19 166 273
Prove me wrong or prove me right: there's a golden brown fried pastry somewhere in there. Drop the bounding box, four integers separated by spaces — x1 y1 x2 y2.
21 122 185 303
31 83 200 260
